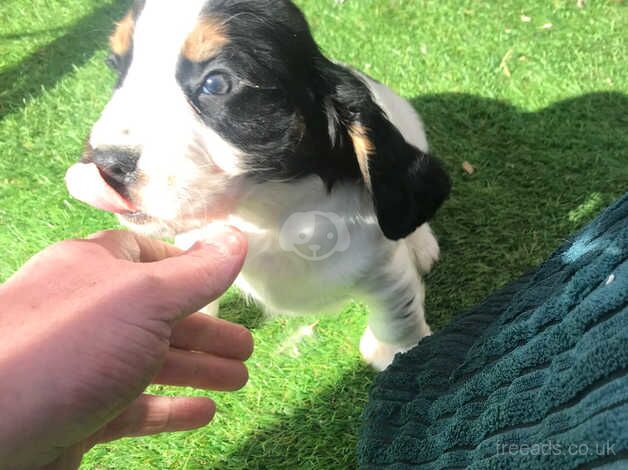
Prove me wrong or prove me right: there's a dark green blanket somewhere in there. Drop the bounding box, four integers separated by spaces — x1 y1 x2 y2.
359 194 628 469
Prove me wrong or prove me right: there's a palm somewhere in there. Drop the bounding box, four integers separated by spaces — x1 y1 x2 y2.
0 230 251 470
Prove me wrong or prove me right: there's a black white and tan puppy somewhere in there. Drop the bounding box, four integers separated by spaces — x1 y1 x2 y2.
66 0 451 370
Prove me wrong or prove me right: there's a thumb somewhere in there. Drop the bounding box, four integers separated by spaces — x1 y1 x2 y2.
145 225 247 318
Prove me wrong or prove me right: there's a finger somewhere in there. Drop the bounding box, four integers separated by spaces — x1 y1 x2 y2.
153 348 249 391
91 395 215 444
86 230 182 262
171 313 254 360
88 226 247 318
145 226 248 317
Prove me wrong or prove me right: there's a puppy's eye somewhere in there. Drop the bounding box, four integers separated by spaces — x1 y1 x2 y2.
201 72 232 95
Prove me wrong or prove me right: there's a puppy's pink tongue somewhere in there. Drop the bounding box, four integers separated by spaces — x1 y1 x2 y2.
65 163 136 214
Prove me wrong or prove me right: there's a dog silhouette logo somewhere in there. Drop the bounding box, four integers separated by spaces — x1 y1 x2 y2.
279 211 351 261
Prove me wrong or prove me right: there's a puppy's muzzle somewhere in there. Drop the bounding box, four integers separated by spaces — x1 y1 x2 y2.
82 146 140 197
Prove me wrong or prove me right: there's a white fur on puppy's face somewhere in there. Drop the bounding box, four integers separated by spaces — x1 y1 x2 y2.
89 0 245 233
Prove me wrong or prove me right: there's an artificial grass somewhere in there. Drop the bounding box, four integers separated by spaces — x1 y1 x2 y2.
0 0 626 468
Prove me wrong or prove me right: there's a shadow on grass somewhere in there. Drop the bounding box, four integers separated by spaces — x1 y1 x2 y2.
214 92 627 469
0 27 68 41
415 91 628 330
220 291 267 330
0 1 129 121
212 364 375 470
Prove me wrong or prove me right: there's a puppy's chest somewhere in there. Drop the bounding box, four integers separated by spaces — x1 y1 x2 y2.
242 181 385 312
239 216 384 313
177 178 385 313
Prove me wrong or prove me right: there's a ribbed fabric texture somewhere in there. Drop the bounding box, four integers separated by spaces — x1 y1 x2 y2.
358 194 628 469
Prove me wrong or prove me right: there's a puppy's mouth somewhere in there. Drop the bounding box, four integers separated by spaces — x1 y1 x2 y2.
65 162 139 215
65 161 239 235
120 210 154 223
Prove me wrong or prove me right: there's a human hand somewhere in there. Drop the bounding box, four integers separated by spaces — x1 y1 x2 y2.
0 228 251 470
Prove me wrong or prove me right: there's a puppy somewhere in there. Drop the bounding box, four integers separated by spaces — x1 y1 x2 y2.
66 0 451 370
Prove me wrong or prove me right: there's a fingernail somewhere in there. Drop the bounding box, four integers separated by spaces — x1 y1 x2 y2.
222 229 246 256
191 225 246 257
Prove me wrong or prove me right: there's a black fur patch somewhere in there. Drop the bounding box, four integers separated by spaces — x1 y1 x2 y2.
107 0 146 87
175 0 360 186
172 0 451 239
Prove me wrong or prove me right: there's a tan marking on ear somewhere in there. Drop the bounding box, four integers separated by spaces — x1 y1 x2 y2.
349 124 375 189
182 17 228 62
109 11 135 56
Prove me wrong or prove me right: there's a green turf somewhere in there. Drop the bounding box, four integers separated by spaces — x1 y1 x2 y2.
1 0 626 468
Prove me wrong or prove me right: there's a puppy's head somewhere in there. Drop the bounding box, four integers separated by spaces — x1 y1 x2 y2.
67 0 450 239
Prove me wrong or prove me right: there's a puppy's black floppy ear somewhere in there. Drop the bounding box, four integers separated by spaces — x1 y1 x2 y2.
326 67 451 240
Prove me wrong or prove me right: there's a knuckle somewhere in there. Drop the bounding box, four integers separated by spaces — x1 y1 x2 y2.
88 229 112 240
88 229 128 242
42 239 89 260
135 271 164 292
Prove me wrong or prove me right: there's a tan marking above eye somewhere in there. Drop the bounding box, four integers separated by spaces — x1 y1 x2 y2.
182 17 228 62
109 11 135 56
348 124 375 189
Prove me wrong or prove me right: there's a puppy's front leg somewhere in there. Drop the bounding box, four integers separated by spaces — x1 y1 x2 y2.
359 244 432 371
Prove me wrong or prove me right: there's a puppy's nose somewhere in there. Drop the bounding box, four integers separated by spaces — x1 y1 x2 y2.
84 147 139 194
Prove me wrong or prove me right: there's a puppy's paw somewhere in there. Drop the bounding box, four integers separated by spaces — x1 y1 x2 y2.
359 326 432 371
406 224 440 274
